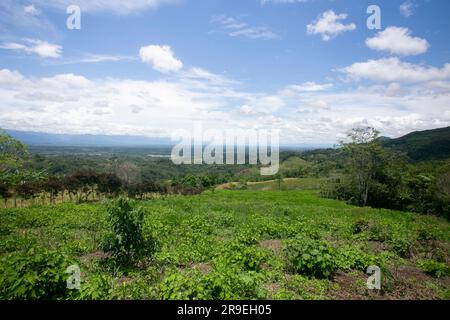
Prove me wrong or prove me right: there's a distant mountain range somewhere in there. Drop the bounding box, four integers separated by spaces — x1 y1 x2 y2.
6 126 450 160
381 126 450 161
6 130 172 147
5 130 332 149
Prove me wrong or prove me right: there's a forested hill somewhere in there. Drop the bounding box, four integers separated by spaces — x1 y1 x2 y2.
382 126 450 161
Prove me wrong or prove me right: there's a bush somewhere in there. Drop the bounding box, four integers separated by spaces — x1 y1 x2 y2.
214 242 268 272
416 259 450 278
159 267 266 300
351 219 370 234
75 274 115 300
335 246 380 271
0 247 70 300
102 198 157 264
284 237 336 279
388 233 412 257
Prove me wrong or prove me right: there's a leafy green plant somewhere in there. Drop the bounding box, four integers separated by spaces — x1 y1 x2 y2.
351 219 370 234
416 259 450 278
159 269 212 300
0 246 70 300
74 274 115 300
102 198 157 264
335 246 380 271
284 237 336 279
214 242 268 272
388 233 412 257
159 267 266 300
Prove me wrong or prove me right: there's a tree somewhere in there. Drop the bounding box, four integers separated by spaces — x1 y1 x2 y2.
0 180 12 207
0 129 33 207
114 162 141 188
98 173 122 198
0 129 28 172
341 127 381 207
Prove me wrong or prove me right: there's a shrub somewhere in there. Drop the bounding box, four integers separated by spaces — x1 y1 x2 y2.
0 247 70 300
284 237 336 279
159 267 266 300
416 259 450 278
214 242 268 272
335 246 380 271
74 274 115 300
351 219 370 235
102 198 157 264
388 233 412 257
159 269 211 300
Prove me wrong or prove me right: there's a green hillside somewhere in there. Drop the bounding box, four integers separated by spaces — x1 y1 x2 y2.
1 189 449 300
382 126 450 161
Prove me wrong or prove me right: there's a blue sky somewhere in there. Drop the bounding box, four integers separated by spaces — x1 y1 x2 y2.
1 0 450 144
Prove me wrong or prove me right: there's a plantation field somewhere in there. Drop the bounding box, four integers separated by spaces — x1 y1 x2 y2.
1 190 449 300
215 178 324 191
246 178 324 191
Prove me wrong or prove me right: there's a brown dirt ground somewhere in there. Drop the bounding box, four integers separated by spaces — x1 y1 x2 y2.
259 239 283 254
329 265 448 300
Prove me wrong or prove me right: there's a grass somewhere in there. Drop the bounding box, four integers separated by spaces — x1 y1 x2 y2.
0 189 449 300
246 178 324 191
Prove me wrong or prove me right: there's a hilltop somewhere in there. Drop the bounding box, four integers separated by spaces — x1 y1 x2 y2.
382 126 450 161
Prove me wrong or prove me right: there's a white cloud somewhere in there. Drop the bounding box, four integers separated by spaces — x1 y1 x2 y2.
297 100 329 114
0 39 62 58
139 45 183 73
306 10 356 41
48 53 137 65
341 58 450 83
41 74 90 88
0 1 58 38
423 81 450 94
240 95 285 115
130 104 144 114
281 82 333 96
23 4 41 16
34 0 179 14
0 69 25 84
181 67 238 87
400 1 416 17
211 15 279 40
361 83 407 97
366 27 429 56
0 68 248 138
1 66 449 145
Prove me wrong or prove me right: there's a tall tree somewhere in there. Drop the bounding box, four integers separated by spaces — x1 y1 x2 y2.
341 127 381 207
0 129 28 172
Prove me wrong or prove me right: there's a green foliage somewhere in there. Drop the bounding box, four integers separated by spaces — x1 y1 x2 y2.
284 237 336 279
214 242 268 272
340 127 381 207
273 274 330 300
102 198 157 264
335 246 380 271
1 189 449 300
388 233 413 257
351 219 370 235
0 129 28 171
416 259 450 278
75 274 115 300
0 247 70 300
159 267 266 300
382 126 450 162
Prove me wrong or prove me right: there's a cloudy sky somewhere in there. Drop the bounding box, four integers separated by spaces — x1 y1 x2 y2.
1 0 450 144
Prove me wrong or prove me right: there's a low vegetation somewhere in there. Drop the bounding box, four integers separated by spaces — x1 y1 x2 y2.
0 190 448 300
